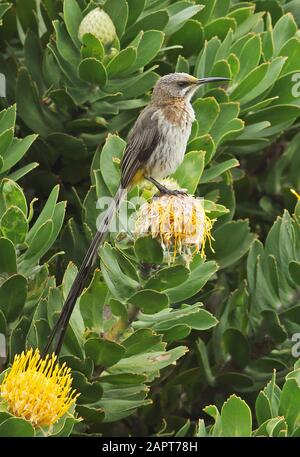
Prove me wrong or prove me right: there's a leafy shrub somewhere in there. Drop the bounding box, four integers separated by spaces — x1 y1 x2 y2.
0 0 300 437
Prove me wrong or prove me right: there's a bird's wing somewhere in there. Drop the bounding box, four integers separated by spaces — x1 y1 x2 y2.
121 105 162 187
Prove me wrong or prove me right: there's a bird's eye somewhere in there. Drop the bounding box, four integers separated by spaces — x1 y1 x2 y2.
177 81 187 88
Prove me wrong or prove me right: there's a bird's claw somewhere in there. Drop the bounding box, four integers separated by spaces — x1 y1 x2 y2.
159 188 188 197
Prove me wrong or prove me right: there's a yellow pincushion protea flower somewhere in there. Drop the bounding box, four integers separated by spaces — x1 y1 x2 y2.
135 194 214 264
0 349 78 428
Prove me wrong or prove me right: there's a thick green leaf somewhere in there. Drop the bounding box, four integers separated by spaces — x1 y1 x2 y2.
0 274 27 323
81 33 104 60
0 417 34 437
107 47 137 76
85 338 126 367
165 4 203 35
221 395 252 437
0 179 27 218
78 58 107 86
210 220 255 269
130 30 164 71
124 11 169 44
129 289 169 314
100 243 139 299
100 134 125 195
145 265 190 291
63 0 82 47
166 258 218 302
279 379 300 433
103 0 128 38
0 237 17 274
223 328 250 368
80 270 108 332
134 236 164 265
172 151 205 193
0 206 28 245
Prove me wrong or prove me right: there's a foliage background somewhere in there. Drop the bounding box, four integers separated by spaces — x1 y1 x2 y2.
0 0 300 437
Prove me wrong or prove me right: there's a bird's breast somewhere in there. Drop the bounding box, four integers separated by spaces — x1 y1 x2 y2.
146 106 194 179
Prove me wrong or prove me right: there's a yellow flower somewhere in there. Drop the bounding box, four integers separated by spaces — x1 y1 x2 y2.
0 349 78 428
135 194 214 264
290 188 300 200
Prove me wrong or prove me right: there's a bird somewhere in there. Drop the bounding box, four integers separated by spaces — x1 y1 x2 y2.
43 73 229 357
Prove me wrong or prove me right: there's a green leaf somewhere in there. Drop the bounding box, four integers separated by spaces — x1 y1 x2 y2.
0 237 17 274
27 185 59 243
256 391 272 426
100 243 139 299
76 405 104 424
165 4 203 35
289 261 300 286
210 220 255 269
81 33 104 60
53 20 80 67
127 0 145 27
80 270 107 332
63 0 82 47
0 274 27 323
166 258 218 302
20 220 53 268
0 179 27 218
209 102 243 146
0 417 34 437
109 346 188 376
129 289 169 314
123 329 162 357
85 338 126 367
16 68 62 136
0 206 28 245
221 395 252 437
236 34 262 82
205 17 236 41
279 378 300 433
103 0 128 38
201 158 239 183
1 135 37 173
273 13 298 56
163 324 191 342
124 10 169 44
134 236 164 265
78 58 107 86
172 151 205 193
0 129 13 157
169 19 204 58
0 105 16 134
193 97 220 136
100 134 125 195
223 328 250 368
8 162 39 182
145 265 190 291
0 3 11 21
130 30 164 71
72 371 103 404
107 47 137 77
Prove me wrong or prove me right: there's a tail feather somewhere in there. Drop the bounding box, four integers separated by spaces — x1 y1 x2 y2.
42 186 126 357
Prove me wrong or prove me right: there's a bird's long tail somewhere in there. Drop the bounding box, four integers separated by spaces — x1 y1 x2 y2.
42 185 127 357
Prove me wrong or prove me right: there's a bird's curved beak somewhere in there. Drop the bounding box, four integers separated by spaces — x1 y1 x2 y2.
197 77 230 85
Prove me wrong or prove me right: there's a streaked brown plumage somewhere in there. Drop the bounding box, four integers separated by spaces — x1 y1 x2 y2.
43 73 229 356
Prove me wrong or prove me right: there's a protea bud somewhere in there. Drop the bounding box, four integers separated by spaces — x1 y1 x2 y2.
78 7 116 48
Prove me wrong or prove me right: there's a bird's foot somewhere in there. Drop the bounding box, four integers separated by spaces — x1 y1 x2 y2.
159 188 187 197
146 177 187 197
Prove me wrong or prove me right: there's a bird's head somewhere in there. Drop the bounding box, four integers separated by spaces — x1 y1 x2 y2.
152 73 230 103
